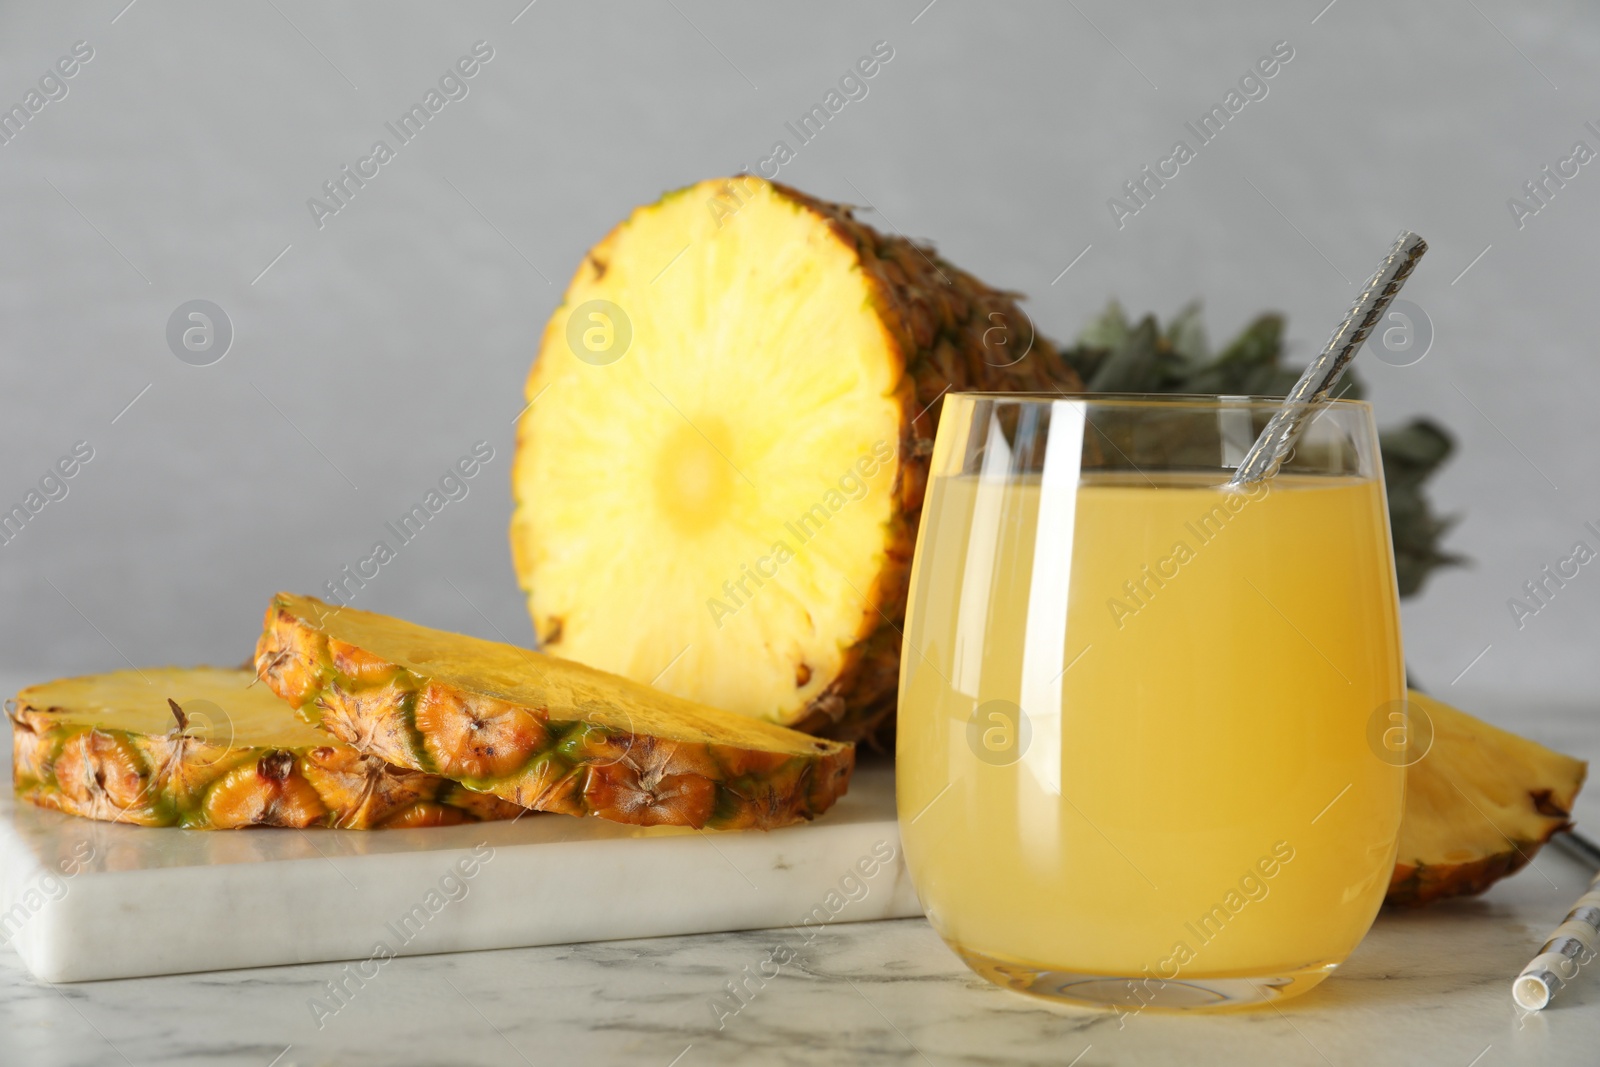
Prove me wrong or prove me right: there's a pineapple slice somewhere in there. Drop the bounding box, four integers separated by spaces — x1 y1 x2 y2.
511 177 1083 740
255 592 854 830
1388 690 1587 906
9 667 523 829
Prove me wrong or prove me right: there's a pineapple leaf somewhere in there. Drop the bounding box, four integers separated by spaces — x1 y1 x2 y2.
1164 301 1210 364
1378 417 1454 477
1175 313 1286 396
1076 299 1131 351
1379 418 1465 598
1086 314 1163 393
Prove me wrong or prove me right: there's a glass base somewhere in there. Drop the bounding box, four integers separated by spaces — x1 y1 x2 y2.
954 944 1339 1013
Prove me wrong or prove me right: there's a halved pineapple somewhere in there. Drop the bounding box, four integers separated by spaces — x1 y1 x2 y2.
9 667 523 829
511 177 1083 740
1387 690 1587 906
255 592 854 830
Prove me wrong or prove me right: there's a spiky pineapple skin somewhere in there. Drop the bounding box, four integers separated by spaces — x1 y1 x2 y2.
9 694 523 830
255 597 854 830
514 177 1083 743
1387 847 1549 908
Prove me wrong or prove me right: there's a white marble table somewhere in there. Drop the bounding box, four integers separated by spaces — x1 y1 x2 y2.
3 695 1597 1066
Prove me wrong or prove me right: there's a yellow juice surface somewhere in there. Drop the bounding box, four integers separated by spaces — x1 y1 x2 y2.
898 471 1405 979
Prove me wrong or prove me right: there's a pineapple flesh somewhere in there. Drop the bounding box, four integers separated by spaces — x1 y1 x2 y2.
511 177 1083 741
1387 690 1587 906
255 592 854 830
9 667 523 829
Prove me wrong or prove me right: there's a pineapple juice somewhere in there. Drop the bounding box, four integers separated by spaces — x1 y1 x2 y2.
898 471 1405 992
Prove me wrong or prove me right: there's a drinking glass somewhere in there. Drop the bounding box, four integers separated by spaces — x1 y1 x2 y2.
897 394 1406 1011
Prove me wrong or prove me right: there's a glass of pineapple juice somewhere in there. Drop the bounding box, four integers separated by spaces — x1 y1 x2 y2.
897 394 1405 1012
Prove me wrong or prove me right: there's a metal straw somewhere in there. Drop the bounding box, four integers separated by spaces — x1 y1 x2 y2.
1229 230 1429 486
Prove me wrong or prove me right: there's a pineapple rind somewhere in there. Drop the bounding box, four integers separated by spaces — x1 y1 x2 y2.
1387 848 1540 908
8 667 525 829
256 593 854 830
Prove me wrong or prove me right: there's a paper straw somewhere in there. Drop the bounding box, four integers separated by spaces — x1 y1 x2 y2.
1512 857 1600 1011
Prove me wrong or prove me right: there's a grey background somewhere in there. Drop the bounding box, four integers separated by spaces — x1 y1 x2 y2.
1 1 1596 720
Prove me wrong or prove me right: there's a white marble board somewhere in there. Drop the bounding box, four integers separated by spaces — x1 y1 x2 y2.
0 756 919 983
